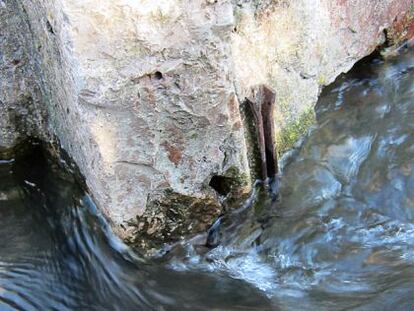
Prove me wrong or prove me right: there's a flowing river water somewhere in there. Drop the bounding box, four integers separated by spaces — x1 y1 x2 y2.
1 47 414 310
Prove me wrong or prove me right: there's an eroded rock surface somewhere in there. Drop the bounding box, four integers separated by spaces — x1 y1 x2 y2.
1 0 413 248
0 0 46 153
233 0 414 154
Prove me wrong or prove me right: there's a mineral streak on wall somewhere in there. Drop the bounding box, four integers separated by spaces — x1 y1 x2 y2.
0 0 413 248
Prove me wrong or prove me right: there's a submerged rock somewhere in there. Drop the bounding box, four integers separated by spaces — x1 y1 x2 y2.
0 0 414 248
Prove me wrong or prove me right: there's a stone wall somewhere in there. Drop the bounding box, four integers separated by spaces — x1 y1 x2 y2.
1 0 413 249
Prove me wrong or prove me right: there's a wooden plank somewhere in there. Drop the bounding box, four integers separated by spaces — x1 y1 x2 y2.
246 98 267 180
260 85 278 179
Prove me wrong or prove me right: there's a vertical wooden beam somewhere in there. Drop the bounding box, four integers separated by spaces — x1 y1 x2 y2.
246 85 277 181
260 85 278 179
246 98 267 180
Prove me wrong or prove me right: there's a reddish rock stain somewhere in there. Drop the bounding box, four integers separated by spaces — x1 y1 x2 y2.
162 142 182 167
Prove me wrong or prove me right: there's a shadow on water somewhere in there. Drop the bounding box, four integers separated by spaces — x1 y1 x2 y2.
3 45 414 310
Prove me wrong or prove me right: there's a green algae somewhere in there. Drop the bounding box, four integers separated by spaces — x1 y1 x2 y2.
275 107 315 157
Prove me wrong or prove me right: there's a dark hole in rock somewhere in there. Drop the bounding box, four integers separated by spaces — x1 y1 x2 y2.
382 28 393 47
153 71 163 80
11 59 20 65
46 20 55 35
209 175 233 196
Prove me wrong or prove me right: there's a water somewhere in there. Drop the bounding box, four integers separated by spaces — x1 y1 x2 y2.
1 47 414 310
0 143 271 310
163 47 414 310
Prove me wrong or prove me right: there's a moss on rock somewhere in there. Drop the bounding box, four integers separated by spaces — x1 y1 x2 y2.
275 107 315 157
127 190 222 255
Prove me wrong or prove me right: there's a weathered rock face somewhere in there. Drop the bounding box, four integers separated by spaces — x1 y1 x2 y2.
0 1 46 153
1 0 252 246
233 0 414 154
1 0 413 249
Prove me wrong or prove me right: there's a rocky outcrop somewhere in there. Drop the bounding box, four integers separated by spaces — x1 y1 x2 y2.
233 0 414 154
1 0 413 250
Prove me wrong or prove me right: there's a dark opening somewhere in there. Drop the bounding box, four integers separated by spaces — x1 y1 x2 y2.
260 88 278 179
382 28 390 47
46 20 55 35
265 144 276 178
209 175 233 196
153 71 163 80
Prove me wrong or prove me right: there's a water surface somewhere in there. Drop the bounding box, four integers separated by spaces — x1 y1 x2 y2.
164 47 414 310
0 143 271 310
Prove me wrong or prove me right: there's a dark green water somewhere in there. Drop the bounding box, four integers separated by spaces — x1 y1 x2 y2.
1 46 414 310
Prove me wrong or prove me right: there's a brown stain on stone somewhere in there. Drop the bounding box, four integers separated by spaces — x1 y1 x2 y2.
329 0 413 42
233 120 242 131
407 23 414 40
162 142 182 166
227 94 240 121
388 7 414 45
